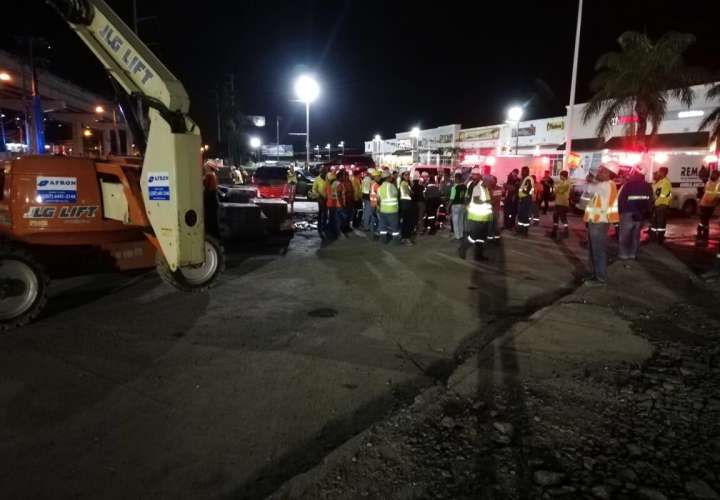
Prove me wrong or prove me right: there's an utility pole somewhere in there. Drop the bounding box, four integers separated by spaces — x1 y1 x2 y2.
565 0 583 168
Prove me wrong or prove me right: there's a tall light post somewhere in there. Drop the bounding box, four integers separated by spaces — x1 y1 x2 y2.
565 0 583 168
338 140 344 156
374 134 383 166
410 126 420 164
507 106 523 155
294 75 320 170
249 136 262 163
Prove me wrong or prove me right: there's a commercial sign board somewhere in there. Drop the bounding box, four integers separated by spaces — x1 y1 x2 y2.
546 119 565 131
511 124 536 137
262 144 294 157
457 127 500 142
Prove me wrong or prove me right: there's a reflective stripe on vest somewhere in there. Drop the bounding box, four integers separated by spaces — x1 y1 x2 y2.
518 176 535 198
378 183 399 213
467 185 493 222
400 181 412 200
584 182 619 223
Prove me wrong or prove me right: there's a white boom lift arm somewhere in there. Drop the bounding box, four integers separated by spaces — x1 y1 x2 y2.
47 0 205 272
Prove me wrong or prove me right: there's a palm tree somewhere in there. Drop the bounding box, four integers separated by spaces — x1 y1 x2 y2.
700 83 720 146
582 31 698 148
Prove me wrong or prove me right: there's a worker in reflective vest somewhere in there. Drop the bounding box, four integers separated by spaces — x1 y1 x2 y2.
551 170 572 240
399 171 415 245
697 170 720 246
459 168 493 261
617 165 653 260
325 172 338 239
583 162 620 285
516 166 535 236
361 169 375 230
312 166 329 238
377 171 400 243
651 167 672 244
369 170 381 239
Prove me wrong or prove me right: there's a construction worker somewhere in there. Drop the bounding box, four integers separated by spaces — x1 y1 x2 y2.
377 171 400 243
503 169 520 230
531 174 542 225
325 171 338 239
540 170 555 214
485 174 502 242
399 171 415 245
287 167 298 213
311 166 329 238
651 167 672 244
338 169 355 236
459 167 492 261
202 160 220 236
361 168 375 230
516 166 535 236
369 170 382 240
583 162 620 285
350 168 363 227
697 170 720 246
448 173 467 240
413 172 427 235
617 164 653 260
550 170 572 240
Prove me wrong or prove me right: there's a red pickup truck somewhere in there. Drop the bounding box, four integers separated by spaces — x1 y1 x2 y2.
251 166 290 199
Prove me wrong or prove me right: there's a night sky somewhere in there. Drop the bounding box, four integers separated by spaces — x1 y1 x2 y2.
3 0 720 152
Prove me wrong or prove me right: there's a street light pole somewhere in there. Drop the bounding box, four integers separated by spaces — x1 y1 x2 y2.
305 101 310 170
515 122 520 155
565 0 583 167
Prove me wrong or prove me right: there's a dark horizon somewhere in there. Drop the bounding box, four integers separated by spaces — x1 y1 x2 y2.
3 0 720 152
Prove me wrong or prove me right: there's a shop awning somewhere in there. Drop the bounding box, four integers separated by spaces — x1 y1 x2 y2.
556 138 606 151
604 131 709 150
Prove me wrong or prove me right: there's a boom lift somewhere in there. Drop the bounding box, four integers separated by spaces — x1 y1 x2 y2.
0 0 224 329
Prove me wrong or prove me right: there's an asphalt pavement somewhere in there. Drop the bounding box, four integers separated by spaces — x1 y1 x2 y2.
0 204 717 500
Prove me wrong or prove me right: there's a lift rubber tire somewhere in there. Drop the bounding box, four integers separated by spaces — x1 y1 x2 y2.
155 236 225 293
0 245 49 331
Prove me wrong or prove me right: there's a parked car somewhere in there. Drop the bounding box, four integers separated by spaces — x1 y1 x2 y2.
251 166 290 199
294 171 315 198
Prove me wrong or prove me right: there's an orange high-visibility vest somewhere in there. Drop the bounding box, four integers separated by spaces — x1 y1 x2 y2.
584 181 619 224
370 182 380 208
326 182 337 208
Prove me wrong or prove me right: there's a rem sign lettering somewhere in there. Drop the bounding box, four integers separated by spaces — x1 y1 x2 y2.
37 177 77 203
148 172 170 201
99 24 155 85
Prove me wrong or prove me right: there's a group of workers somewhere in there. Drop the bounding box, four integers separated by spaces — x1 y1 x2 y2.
308 161 720 278
310 166 446 245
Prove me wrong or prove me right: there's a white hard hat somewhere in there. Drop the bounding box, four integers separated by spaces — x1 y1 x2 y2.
381 170 391 179
602 161 620 175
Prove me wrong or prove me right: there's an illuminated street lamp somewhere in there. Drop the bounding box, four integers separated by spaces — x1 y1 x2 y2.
0 72 11 82
83 129 92 137
374 134 384 165
325 143 331 160
94 105 105 114
507 105 523 155
410 126 420 163
249 136 262 162
338 140 345 156
294 74 320 170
